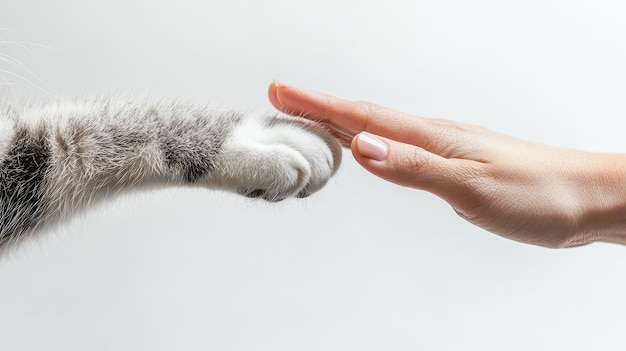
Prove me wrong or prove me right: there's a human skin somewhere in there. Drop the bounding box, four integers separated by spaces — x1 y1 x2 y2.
269 81 626 248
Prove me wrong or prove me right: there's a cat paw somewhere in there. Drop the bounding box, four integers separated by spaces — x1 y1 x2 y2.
214 112 341 201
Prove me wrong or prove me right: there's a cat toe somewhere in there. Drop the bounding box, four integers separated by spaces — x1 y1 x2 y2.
238 188 288 202
262 196 286 203
239 189 267 199
296 190 311 198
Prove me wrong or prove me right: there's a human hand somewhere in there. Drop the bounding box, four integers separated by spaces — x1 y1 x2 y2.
269 82 626 248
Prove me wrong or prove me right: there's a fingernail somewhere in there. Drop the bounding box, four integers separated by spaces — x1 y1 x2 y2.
272 80 317 97
272 80 286 88
357 132 388 161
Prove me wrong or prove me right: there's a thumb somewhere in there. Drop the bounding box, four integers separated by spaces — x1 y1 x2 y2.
352 132 466 195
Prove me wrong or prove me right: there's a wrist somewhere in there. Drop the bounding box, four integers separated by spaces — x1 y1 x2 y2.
575 152 626 245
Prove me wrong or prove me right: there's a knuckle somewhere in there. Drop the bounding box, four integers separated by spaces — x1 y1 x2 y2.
429 118 484 142
354 101 383 117
398 147 431 180
353 101 386 133
431 118 472 131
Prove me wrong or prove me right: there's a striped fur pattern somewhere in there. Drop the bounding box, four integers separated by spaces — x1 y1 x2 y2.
0 98 341 250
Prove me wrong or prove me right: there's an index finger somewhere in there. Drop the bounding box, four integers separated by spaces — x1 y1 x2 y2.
268 81 446 149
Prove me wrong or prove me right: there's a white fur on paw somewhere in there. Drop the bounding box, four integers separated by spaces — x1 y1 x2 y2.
213 112 341 201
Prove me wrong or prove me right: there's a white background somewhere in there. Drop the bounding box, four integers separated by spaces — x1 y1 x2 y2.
2 0 626 350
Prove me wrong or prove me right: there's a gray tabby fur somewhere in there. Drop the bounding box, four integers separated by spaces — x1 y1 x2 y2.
0 98 341 251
